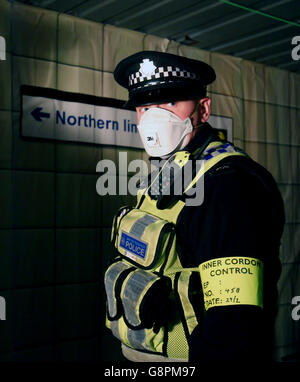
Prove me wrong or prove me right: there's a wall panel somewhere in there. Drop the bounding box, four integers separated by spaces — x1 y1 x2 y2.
58 13 103 70
0 111 12 168
57 64 103 96
12 2 58 61
12 56 56 111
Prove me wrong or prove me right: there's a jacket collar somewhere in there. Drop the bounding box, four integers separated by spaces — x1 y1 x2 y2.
184 122 221 157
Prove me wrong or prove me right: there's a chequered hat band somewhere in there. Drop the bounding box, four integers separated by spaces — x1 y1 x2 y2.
129 66 198 86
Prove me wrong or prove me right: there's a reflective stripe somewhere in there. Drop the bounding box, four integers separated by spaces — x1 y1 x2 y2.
104 261 132 319
176 272 198 335
121 269 158 327
130 214 158 238
127 328 147 350
112 314 162 353
111 320 121 341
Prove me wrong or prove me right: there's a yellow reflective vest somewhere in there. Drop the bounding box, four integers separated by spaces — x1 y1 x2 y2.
104 140 247 360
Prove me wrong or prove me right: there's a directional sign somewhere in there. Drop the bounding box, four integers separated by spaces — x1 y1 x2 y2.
21 86 143 149
21 86 233 148
31 107 51 122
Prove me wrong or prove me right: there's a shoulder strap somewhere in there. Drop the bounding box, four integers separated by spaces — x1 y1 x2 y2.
183 141 247 194
137 141 247 210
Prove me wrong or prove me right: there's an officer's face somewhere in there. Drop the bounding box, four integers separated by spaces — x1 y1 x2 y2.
136 98 211 127
136 98 211 147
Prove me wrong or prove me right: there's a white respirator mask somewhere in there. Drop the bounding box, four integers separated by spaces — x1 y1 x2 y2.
137 107 194 158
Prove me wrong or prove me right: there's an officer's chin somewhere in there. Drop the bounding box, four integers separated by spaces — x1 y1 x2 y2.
144 148 171 161
147 153 173 161
147 148 183 161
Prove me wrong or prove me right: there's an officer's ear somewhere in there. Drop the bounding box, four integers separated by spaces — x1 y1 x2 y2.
199 97 211 123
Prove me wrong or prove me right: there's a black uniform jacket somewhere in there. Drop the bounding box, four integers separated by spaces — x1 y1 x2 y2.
157 123 285 362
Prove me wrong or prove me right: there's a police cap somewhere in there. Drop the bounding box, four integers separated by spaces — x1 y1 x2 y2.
114 50 216 107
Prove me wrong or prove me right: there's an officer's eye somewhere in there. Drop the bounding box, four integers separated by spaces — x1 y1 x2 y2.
141 107 149 112
167 102 176 107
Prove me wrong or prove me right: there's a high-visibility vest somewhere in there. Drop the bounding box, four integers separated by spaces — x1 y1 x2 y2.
104 140 247 360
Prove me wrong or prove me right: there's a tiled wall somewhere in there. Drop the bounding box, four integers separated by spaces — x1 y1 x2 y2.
0 0 299 361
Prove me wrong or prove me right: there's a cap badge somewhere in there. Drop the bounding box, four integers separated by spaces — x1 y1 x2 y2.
139 59 156 77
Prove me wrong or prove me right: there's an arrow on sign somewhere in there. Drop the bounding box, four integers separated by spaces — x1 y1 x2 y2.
31 107 50 122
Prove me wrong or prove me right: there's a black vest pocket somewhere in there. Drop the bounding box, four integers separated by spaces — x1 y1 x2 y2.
120 268 172 330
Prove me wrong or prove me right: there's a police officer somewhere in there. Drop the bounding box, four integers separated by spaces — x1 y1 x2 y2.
105 51 285 362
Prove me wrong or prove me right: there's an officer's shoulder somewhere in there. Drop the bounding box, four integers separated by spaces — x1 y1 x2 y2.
206 153 278 194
